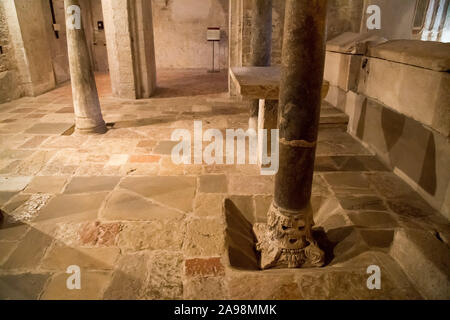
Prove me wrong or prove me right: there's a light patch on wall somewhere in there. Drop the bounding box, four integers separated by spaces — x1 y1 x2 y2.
171 0 212 22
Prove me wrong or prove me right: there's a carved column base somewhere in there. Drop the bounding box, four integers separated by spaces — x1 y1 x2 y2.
253 202 324 269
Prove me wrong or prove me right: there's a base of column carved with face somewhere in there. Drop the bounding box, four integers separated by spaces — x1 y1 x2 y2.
253 202 325 269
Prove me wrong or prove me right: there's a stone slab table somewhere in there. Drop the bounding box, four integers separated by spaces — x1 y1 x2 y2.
229 66 329 100
230 66 330 167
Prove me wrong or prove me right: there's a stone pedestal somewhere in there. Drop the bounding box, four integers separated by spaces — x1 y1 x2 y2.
65 0 106 134
254 0 328 269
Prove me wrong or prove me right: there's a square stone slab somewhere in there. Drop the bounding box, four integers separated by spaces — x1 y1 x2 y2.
63 176 121 194
0 176 32 192
25 123 74 135
120 176 196 212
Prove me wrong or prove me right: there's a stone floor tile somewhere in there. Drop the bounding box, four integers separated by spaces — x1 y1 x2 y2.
198 175 228 193
185 257 225 277
366 172 417 199
106 154 129 166
103 252 149 300
152 140 180 155
102 190 182 221
19 136 49 149
0 176 32 192
228 175 274 195
118 220 185 251
35 192 108 224
2 227 53 270
337 195 388 211
120 176 196 212
25 123 74 135
183 218 225 257
41 246 120 271
193 193 224 217
24 176 68 194
228 273 302 300
143 251 184 300
183 277 227 300
41 271 112 300
0 191 18 206
0 273 51 300
347 211 398 228
0 222 30 241
323 172 374 195
0 241 17 264
129 155 161 163
63 176 121 194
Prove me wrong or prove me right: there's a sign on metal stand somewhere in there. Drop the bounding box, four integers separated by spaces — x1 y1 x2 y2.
207 27 221 73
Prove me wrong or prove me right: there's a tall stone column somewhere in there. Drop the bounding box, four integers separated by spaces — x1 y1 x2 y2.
248 0 272 130
254 0 328 269
101 0 157 99
65 0 106 134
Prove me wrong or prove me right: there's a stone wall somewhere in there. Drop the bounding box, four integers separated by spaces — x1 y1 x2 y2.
152 0 229 70
324 39 450 219
0 0 21 103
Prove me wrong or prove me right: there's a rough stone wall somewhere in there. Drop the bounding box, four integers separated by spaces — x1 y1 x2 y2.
152 0 229 69
0 0 23 102
0 2 14 74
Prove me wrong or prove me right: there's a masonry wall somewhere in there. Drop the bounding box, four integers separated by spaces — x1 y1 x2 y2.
324 40 450 219
152 0 229 70
0 1 21 103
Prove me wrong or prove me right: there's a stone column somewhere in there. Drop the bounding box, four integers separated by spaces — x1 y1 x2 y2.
64 0 106 134
248 0 272 130
101 0 157 99
254 0 328 269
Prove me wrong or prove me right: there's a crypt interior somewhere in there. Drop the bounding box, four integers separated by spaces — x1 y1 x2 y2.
0 0 449 300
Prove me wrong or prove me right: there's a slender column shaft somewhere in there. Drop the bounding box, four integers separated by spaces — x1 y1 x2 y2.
275 0 328 210
65 0 106 134
249 0 273 127
253 0 328 269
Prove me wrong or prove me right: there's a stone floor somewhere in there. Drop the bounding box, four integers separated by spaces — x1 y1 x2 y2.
0 70 448 300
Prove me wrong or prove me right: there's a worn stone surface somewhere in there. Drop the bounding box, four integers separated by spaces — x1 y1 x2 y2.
25 176 68 194
183 218 225 257
35 192 108 223
144 251 184 299
120 176 196 212
228 273 302 299
185 258 225 277
194 193 224 217
0 69 446 299
0 273 50 300
41 246 120 271
102 190 183 221
118 221 185 251
103 252 149 300
199 175 228 194
41 271 112 300
63 176 121 194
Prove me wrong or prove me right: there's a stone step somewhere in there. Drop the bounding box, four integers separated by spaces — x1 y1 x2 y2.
320 104 349 126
